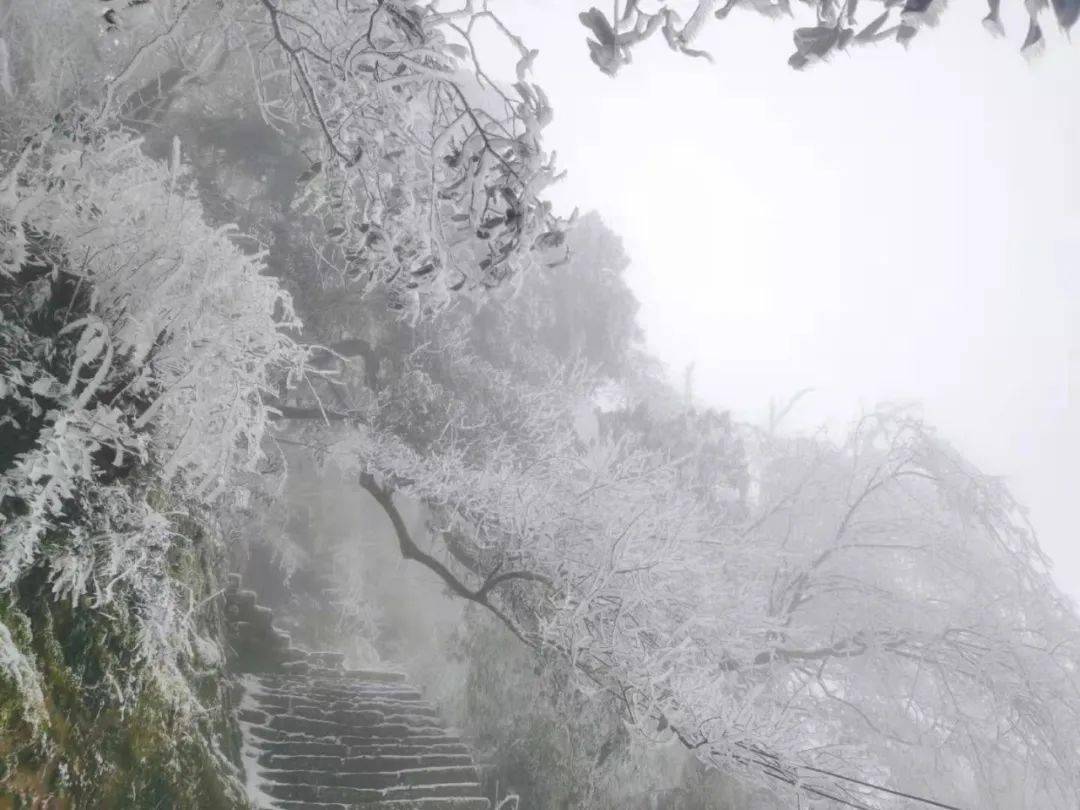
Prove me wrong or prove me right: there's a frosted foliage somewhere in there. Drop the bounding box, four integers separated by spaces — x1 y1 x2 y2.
313 399 1080 808
2 131 302 475
252 0 565 316
578 0 1075 73
0 129 304 670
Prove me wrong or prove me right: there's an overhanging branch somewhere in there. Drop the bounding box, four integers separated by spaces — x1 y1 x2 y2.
357 473 545 645
354 474 964 810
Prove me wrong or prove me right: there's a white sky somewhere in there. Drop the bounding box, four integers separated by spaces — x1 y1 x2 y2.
474 1 1079 600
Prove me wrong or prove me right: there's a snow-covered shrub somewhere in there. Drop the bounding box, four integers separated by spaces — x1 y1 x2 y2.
0 121 306 679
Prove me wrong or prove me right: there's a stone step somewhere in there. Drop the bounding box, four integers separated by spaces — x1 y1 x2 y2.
262 668 407 685
255 702 440 724
253 691 425 708
338 743 471 757
382 783 486 800
253 682 421 699
269 799 490 810
255 673 415 687
256 766 478 791
230 589 257 610
233 603 275 628
255 687 427 706
286 706 386 726
278 706 442 729
369 801 489 810
243 723 462 750
251 604 275 625
253 740 349 758
236 639 302 659
279 661 312 676
245 726 462 750
258 752 473 772
350 702 438 717
240 708 271 725
252 693 439 717
396 769 478 789
252 740 471 759
243 724 292 744
306 651 346 668
262 783 383 804
281 647 310 664
261 781 485 805
339 734 462 747
264 713 448 739
232 618 280 639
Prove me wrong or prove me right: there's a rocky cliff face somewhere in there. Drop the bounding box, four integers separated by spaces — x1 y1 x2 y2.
0 523 248 809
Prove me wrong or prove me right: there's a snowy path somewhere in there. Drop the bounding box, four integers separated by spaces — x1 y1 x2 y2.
227 579 491 810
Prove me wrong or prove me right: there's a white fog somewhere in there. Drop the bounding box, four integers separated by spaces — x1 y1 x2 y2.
1 2 1077 809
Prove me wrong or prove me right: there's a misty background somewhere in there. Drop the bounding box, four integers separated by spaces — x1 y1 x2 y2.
474 0 1079 600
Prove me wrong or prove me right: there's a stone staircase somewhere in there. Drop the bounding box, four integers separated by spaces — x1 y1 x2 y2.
225 576 491 810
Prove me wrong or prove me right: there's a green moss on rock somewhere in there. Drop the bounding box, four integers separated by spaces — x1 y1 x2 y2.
0 524 248 810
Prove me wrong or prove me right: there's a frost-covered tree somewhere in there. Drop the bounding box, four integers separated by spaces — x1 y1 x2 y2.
248 0 566 319
273 299 1080 809
0 120 303 619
